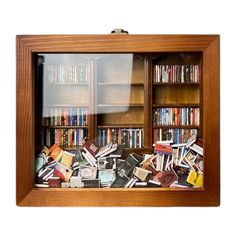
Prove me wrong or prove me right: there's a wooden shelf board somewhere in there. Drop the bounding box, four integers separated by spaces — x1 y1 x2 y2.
47 83 89 85
98 82 144 86
98 104 144 107
153 125 200 129
153 82 200 86
98 124 143 128
44 104 89 107
43 125 88 129
153 103 200 108
34 187 204 192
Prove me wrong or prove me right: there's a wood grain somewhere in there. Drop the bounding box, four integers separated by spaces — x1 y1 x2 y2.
16 35 220 206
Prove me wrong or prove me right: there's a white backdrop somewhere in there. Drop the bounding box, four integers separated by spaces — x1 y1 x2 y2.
0 0 235 235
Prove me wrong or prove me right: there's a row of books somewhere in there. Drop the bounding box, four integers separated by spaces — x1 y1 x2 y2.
153 107 200 126
153 64 200 83
153 128 198 144
43 107 88 126
98 128 144 148
47 64 88 84
44 128 88 147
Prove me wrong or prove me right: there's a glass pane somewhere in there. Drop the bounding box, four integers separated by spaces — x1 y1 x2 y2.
34 52 203 190
96 54 144 148
37 54 90 150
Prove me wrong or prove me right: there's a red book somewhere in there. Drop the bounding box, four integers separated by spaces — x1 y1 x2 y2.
154 144 172 155
82 137 99 157
153 170 178 187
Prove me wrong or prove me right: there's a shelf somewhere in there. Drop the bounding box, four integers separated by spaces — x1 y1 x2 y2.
98 82 144 86
43 125 88 129
47 83 88 85
153 103 200 108
98 124 144 128
44 104 88 108
153 82 200 86
98 103 144 107
153 125 200 129
34 187 204 192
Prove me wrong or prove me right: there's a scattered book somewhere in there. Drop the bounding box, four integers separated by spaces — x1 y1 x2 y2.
50 144 63 161
109 145 125 158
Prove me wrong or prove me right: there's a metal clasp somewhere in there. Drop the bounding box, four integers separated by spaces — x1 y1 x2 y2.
110 28 129 34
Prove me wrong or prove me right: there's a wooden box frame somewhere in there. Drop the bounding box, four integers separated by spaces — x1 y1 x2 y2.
16 35 220 206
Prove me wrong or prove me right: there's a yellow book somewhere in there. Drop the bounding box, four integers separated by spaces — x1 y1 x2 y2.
60 151 75 168
195 173 203 188
187 170 203 187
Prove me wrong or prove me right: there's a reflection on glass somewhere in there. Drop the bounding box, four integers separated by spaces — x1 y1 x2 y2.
37 53 145 149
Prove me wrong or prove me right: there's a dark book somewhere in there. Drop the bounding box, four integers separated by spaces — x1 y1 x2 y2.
173 166 192 187
131 153 143 163
98 156 116 170
119 153 140 176
111 173 130 188
82 179 100 188
109 145 125 158
117 159 125 172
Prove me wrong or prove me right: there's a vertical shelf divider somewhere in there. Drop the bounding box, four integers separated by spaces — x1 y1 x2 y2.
144 58 152 148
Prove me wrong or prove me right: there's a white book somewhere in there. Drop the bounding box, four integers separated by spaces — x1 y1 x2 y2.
85 149 98 167
100 143 118 157
124 178 134 188
171 143 187 148
95 143 112 157
43 169 54 180
190 144 203 156
35 184 49 188
135 182 147 187
149 180 161 186
186 133 197 148
82 151 95 167
128 178 138 188
153 140 173 146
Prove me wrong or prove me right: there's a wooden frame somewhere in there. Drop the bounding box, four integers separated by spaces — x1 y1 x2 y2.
16 35 220 206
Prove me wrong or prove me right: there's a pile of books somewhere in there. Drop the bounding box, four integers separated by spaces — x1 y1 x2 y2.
35 135 203 188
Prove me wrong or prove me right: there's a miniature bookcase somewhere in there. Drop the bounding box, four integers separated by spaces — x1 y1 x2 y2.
16 35 220 206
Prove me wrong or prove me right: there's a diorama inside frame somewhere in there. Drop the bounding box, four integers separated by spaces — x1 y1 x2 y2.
16 34 220 206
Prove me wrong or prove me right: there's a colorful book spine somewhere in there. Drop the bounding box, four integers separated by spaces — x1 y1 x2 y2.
153 107 200 126
153 128 198 144
43 107 88 126
98 128 144 148
44 128 88 147
153 64 200 83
